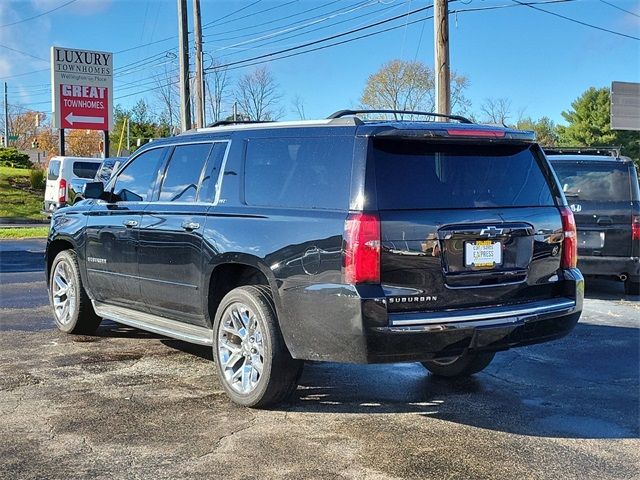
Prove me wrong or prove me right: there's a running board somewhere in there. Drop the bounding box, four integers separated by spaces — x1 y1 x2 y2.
93 301 213 346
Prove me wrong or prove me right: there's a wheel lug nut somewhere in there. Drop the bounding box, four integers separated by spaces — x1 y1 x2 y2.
251 348 257 354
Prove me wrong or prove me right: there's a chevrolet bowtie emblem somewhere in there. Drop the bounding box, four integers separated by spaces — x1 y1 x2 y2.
480 226 504 237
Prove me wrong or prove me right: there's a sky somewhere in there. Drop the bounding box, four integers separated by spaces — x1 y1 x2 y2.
0 0 639 126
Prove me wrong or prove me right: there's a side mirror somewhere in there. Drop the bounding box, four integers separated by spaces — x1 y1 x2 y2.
83 181 105 199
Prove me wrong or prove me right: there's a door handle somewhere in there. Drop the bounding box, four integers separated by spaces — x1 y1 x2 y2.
597 217 612 226
123 219 138 228
181 221 200 231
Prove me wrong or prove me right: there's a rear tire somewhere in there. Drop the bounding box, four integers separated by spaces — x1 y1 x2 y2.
624 279 640 296
213 285 302 408
421 351 495 378
48 250 102 334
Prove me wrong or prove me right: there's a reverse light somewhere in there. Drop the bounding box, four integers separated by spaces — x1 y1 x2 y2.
559 207 577 269
343 212 380 284
58 178 67 205
632 215 640 242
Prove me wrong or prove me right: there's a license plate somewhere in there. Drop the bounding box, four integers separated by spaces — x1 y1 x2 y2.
578 231 605 249
465 240 502 268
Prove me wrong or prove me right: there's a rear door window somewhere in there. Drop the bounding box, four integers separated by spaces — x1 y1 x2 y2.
48 160 61 180
552 162 631 202
198 141 230 203
159 143 212 202
372 141 555 209
72 161 101 179
244 136 354 210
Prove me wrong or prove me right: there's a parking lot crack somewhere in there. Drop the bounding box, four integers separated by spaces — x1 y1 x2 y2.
197 414 258 460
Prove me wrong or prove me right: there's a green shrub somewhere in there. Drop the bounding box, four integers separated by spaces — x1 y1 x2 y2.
29 168 46 190
0 148 32 168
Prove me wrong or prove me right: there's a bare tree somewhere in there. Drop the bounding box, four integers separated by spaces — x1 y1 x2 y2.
450 73 472 116
235 66 283 121
291 94 306 120
205 61 230 123
154 68 180 134
480 97 512 125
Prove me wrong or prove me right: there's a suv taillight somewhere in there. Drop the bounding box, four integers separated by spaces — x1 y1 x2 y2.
632 215 640 242
343 212 380 284
559 207 577 269
58 178 67 205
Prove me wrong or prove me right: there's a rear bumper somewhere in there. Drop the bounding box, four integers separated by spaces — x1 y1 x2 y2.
284 269 584 364
42 201 62 217
578 255 640 281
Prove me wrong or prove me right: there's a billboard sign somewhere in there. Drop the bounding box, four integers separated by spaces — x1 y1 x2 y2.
611 81 640 131
51 46 113 131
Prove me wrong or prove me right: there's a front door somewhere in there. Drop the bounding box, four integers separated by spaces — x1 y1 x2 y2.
85 147 167 310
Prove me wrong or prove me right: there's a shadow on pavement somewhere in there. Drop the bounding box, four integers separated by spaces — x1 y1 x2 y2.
277 322 639 440
584 277 639 301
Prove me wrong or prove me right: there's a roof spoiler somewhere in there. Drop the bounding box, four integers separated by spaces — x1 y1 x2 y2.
328 109 473 124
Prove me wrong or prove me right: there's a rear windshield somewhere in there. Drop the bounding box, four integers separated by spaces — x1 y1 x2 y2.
372 141 555 209
73 161 101 179
47 160 61 181
551 162 631 202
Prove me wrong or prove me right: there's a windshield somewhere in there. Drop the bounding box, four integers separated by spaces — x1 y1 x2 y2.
372 141 555 210
552 162 631 202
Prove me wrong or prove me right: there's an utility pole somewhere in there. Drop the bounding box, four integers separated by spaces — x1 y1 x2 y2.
193 0 204 129
434 0 450 118
177 0 192 132
233 101 238 122
3 82 8 147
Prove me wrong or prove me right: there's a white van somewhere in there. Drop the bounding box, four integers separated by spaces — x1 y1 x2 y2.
44 156 103 215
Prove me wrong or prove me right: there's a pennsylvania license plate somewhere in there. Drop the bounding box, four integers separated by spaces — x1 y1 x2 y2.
465 240 502 268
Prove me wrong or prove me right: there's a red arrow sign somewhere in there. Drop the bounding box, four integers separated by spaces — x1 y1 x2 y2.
59 84 109 130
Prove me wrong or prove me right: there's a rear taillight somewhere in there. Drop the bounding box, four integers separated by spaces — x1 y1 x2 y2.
632 215 640 241
559 207 577 269
343 212 380 284
58 178 67 205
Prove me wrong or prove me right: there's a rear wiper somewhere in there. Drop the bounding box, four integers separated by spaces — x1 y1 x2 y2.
564 192 579 198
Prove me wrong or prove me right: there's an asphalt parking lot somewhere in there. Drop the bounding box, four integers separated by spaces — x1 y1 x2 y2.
1 239 638 480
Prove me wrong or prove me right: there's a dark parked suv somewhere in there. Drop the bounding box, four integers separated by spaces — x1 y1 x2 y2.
546 148 640 295
46 110 583 407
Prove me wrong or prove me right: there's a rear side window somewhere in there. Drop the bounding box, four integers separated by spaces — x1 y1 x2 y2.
244 136 354 210
198 142 229 203
159 143 212 202
48 160 61 180
552 162 631 202
372 141 555 209
112 148 165 202
72 161 101 179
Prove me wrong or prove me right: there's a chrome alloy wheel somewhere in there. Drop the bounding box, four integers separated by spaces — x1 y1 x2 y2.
51 260 77 325
217 302 265 394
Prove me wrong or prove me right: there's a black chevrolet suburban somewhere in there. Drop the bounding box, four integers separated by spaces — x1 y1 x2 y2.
546 148 640 295
46 110 584 407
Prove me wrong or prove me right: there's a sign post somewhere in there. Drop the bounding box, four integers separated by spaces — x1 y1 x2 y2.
51 46 113 156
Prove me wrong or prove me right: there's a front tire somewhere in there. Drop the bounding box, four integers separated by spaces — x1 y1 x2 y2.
48 250 102 334
213 285 302 408
421 351 495 378
624 279 640 296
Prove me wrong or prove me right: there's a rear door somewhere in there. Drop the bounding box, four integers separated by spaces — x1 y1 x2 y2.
551 161 633 258
137 141 229 325
45 159 61 209
371 139 565 312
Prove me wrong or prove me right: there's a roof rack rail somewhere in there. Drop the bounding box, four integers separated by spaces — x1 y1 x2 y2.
327 109 473 124
543 146 621 157
205 120 272 128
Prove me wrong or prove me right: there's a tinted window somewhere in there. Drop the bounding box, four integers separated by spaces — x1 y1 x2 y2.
198 142 229 203
373 141 555 209
112 148 165 202
245 136 354 209
159 143 212 202
95 159 121 182
73 161 100 179
48 160 60 180
552 162 631 202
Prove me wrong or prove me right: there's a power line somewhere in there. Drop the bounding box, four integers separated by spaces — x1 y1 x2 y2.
599 0 640 18
0 44 48 63
202 0 263 28
511 0 640 40
0 0 78 28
